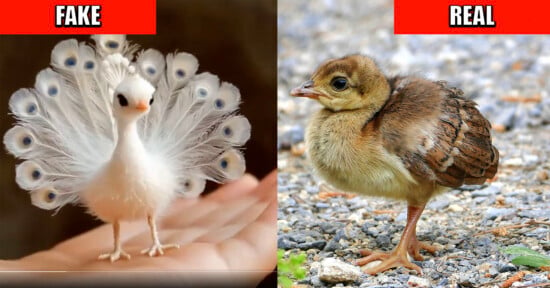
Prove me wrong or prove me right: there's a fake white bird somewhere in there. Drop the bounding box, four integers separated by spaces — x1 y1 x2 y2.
3 35 251 262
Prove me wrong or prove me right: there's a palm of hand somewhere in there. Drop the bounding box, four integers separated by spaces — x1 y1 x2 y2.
0 171 276 286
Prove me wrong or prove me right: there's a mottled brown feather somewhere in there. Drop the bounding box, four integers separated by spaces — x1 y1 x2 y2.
379 77 499 188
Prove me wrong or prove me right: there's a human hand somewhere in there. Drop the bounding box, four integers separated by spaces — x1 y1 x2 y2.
0 170 277 287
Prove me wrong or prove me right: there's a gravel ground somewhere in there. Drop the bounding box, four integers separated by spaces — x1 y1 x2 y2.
277 0 550 287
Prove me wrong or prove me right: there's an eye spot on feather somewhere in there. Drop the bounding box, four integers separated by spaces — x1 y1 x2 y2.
146 66 156 75
22 136 32 146
220 158 229 169
27 103 37 114
48 86 58 96
84 61 95 70
215 99 224 109
106 41 119 49
64 57 77 67
176 69 185 78
198 88 208 97
46 191 56 202
32 169 41 180
223 126 232 137
184 180 192 189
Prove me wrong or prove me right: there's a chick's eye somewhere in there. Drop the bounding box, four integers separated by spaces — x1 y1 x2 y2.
149 97 154 105
117 94 128 107
330 77 348 91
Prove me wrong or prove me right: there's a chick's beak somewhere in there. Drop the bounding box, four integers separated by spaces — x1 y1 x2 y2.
135 100 149 111
291 80 321 100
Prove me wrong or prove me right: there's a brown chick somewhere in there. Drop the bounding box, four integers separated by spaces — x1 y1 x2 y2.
290 54 499 275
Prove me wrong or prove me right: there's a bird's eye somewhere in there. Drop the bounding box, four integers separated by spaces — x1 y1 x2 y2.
330 77 349 91
117 94 128 107
149 97 154 105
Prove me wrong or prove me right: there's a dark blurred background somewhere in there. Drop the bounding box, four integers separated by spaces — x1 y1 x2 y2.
0 0 276 284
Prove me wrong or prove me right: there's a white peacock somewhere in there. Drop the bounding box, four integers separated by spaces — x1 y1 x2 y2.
3 35 251 262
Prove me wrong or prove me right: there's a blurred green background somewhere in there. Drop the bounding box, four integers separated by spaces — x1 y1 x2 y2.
0 0 276 272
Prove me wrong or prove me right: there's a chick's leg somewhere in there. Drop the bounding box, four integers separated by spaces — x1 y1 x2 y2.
141 214 180 257
406 218 438 261
98 221 131 262
356 204 436 274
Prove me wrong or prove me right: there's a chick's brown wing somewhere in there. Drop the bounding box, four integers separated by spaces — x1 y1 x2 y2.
379 78 499 188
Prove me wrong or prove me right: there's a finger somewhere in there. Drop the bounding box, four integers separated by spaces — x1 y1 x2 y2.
216 171 277 271
249 170 277 202
192 171 277 242
158 171 276 246
162 174 258 228
205 173 259 201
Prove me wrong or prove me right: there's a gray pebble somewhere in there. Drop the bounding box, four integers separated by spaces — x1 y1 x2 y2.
278 125 305 150
333 229 348 241
484 207 517 220
324 239 342 251
306 185 320 194
364 227 380 237
375 235 391 247
298 240 327 250
498 263 517 273
318 258 362 283
319 221 345 234
310 275 323 287
395 211 407 222
374 215 392 221
277 237 297 249
518 209 550 219
471 185 501 197
427 198 450 210
316 202 330 209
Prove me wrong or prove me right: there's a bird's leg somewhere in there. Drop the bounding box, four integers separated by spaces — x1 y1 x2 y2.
98 221 131 262
406 218 438 261
356 204 437 275
141 214 180 257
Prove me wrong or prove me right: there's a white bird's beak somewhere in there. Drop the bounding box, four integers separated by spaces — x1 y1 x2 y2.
135 101 149 111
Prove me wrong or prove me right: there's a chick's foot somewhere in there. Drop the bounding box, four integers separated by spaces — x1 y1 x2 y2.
407 236 438 261
356 249 421 275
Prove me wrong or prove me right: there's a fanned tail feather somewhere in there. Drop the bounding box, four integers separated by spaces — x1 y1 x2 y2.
4 34 251 208
3 35 135 210
141 61 250 198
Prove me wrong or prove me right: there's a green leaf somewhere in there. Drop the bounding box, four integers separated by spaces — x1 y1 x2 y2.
502 246 550 268
277 249 308 284
290 253 305 265
503 246 546 257
510 255 550 268
278 262 290 274
278 276 293 288
278 249 285 260
293 268 306 279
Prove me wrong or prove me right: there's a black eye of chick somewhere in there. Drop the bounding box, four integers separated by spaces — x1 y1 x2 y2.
149 97 154 105
117 94 128 107
330 77 349 91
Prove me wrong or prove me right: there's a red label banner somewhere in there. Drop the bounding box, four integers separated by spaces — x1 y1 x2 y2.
395 0 550 34
0 0 156 34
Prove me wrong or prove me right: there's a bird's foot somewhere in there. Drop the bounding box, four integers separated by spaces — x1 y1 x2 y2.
407 238 438 261
356 249 421 275
98 248 131 262
141 243 180 257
